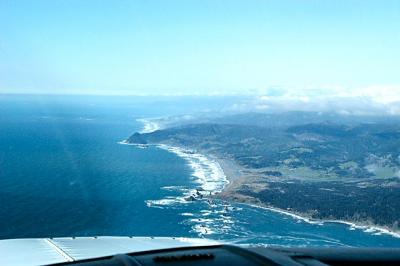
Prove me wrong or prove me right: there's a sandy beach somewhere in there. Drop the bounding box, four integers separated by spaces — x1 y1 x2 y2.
212 155 400 238
135 118 400 238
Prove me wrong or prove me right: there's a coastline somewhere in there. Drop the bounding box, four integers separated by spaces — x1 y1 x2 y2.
132 117 400 239
157 144 229 194
211 156 400 238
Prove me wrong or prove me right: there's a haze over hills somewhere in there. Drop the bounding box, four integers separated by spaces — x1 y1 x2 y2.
128 112 400 230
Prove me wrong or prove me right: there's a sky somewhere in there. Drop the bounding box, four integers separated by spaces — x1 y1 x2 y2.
0 0 399 96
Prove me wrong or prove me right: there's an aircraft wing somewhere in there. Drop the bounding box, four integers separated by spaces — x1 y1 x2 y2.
0 237 219 266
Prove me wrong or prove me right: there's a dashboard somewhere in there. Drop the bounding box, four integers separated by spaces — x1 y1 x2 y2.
53 245 400 266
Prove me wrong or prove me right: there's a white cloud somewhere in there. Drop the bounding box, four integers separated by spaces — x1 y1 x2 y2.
232 85 400 115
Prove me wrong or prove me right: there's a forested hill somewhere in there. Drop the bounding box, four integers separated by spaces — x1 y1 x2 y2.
128 122 400 181
128 113 400 228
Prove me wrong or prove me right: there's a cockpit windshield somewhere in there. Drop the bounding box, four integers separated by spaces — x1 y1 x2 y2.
1 0 400 250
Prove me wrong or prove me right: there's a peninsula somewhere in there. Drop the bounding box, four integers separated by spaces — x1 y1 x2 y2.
128 112 400 231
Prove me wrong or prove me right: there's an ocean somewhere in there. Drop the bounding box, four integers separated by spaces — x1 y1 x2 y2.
1 94 399 247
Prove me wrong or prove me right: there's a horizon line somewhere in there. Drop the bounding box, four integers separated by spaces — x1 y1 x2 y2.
0 92 258 97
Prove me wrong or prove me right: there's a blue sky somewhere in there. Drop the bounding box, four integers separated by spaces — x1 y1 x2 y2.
0 0 399 95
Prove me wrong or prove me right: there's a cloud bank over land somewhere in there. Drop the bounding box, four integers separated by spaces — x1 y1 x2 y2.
230 86 400 116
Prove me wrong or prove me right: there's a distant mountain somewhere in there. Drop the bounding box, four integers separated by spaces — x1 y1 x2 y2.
211 111 400 128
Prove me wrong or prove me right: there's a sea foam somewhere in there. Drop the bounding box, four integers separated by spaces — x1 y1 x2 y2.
136 117 229 195
123 118 400 240
157 144 229 194
133 118 229 211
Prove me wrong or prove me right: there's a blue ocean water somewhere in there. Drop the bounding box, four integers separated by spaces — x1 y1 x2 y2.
1 95 399 247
